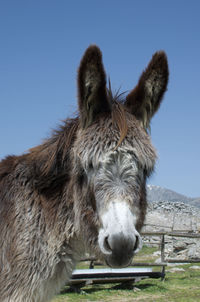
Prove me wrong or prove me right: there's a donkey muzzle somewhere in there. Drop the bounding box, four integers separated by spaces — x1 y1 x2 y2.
98 230 142 267
98 201 142 267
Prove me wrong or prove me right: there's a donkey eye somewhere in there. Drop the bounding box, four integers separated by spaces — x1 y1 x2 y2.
77 168 87 187
88 161 93 171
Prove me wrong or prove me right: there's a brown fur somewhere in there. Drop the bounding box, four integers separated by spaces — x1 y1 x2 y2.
112 103 128 149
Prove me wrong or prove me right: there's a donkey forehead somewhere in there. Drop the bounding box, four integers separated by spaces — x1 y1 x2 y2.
74 116 157 172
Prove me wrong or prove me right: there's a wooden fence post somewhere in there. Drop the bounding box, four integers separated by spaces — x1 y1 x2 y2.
160 234 165 280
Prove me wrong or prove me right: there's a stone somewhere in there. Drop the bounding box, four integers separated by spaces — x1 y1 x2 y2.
190 266 200 270
133 287 141 292
153 251 161 257
168 268 185 273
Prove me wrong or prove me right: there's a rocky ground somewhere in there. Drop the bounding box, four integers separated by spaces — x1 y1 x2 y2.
142 200 200 260
144 200 200 232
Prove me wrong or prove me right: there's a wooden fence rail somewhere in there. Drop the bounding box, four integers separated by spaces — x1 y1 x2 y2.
142 231 200 238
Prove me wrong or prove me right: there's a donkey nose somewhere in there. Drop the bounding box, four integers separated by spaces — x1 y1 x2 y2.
101 233 142 267
107 233 138 254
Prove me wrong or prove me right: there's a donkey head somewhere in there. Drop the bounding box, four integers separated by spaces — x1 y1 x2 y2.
72 45 168 267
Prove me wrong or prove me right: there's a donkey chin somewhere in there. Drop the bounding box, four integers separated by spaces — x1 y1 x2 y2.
97 201 143 268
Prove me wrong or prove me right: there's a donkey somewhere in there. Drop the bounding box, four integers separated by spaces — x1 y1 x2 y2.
0 45 168 302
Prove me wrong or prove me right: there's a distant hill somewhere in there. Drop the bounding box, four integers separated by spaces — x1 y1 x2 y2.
147 185 200 208
191 197 200 208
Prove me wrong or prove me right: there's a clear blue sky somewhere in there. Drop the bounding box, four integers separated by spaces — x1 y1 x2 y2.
0 0 199 197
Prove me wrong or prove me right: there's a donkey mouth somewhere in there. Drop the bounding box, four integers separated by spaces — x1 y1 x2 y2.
105 254 133 268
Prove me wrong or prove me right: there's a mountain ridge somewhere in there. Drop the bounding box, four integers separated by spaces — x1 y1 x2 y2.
147 185 200 208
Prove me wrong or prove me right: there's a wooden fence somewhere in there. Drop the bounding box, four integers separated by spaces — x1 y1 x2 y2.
140 231 200 278
69 231 200 288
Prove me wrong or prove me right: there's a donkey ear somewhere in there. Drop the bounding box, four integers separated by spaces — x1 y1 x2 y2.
125 51 169 129
77 45 111 128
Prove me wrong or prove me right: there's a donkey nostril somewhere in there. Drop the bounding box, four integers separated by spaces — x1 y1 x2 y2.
133 235 139 252
104 236 112 253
